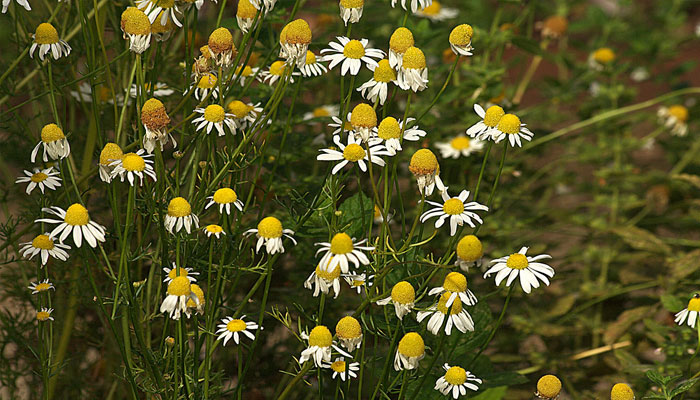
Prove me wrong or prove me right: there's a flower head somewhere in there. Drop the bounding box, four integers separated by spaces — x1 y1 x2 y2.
20 233 70 266
357 59 397 105
323 357 359 381
416 1 458 22
208 28 236 67
160 276 197 320
335 316 362 351
279 19 312 68
436 135 484 159
165 197 199 234
377 281 415 319
28 279 55 294
206 187 244 214
31 22 71 60
16 167 61 195
484 247 555 293
317 134 390 175
588 47 615 70
141 98 175 153
304 259 342 298
216 316 260 345
435 364 482 399
394 332 425 370
675 293 700 328
455 235 483 271
121 7 152 53
31 123 71 163
541 15 568 39
610 383 634 400
36 205 106 248
536 375 562 399
658 105 689 137
421 189 488 236
244 216 296 254
409 149 446 196
321 37 385 76
98 143 124 182
110 149 156 186
339 0 364 25
300 325 350 367
36 307 54 322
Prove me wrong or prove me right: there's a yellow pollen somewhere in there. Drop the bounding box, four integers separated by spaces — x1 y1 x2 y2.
30 172 48 183
226 319 247 332
257 217 283 238
335 316 362 339
32 234 54 250
450 136 471 150
397 332 424 358
497 114 521 135
36 310 52 321
227 100 251 118
377 117 401 140
64 204 89 226
157 0 174 8
206 224 223 234
506 253 529 270
142 98 164 113
688 297 700 312
420 1 441 16
330 360 346 373
236 65 253 76
442 198 464 215
270 60 287 76
308 326 333 347
409 149 439 176
444 366 467 385
537 375 562 398
151 12 174 33
200 45 212 58
213 188 238 204
35 23 59 44
373 204 381 218
281 19 312 45
343 143 366 162
141 98 170 130
41 124 66 143
35 283 52 292
343 40 365 59
197 73 218 89
330 232 354 254
305 50 318 65
391 281 415 304
350 103 377 128
449 24 473 46
542 15 568 37
374 59 396 82
167 276 191 296
208 28 234 54
668 104 689 122
237 0 257 19
121 8 151 36
315 261 341 281
483 105 505 127
167 267 189 280
592 47 615 64
167 197 192 218
389 27 414 53
443 272 467 292
203 104 226 122
100 143 123 166
456 235 483 262
437 292 463 315
312 107 330 117
121 153 146 172
340 0 363 7
610 383 634 400
402 46 426 69
187 284 204 308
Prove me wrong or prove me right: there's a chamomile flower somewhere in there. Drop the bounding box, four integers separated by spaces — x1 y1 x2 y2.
466 104 505 141
611 384 635 400
434 364 482 399
344 273 373 294
455 235 483 272
36 204 106 248
299 325 350 367
31 123 71 163
391 0 431 13
162 263 199 283
449 24 474 56
192 105 236 136
349 103 378 142
303 105 339 121
397 46 428 92
279 19 312 68
150 11 175 41
536 375 562 400
675 294 700 328
357 59 397 105
205 188 244 214
394 332 425 371
2 0 30 13
186 283 205 314
16 167 61 195
36 307 54 322
120 7 152 54
244 216 297 254
317 134 390 174
258 60 299 85
300 51 328 77
484 247 555 294
328 115 354 136
160 276 197 320
98 143 123 183
30 23 71 61
420 189 488 236
417 292 475 335
388 27 414 68
164 197 199 234
428 272 478 308
28 279 55 294
335 316 363 351
19 233 70 266
658 105 689 137
408 149 446 196
435 135 485 159
540 15 568 39
416 1 458 21
208 27 237 67
491 113 534 147
189 72 220 101
227 100 263 129
371 116 427 155
216 316 260 345
323 358 359 381
233 65 254 86
588 47 616 70
109 150 156 186
203 224 225 239
376 281 415 320
304 259 342 298
236 0 259 34
141 98 175 154
137 0 182 27
316 233 374 275
129 82 174 98
321 37 385 76
339 0 363 25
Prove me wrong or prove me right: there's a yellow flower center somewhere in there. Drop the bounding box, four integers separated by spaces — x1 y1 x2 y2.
449 24 473 46
444 366 467 385
506 253 529 270
409 149 438 176
442 198 464 215
343 40 365 59
167 276 191 296
141 99 170 130
330 360 346 373
32 234 54 250
610 383 634 400
377 117 401 140
350 103 377 128
203 104 226 123
443 272 467 292
35 282 52 292
36 310 51 321
64 204 89 226
121 153 146 172
208 28 234 54
483 105 505 127
237 0 258 19
456 235 483 262
213 188 238 204
350 279 365 287
35 23 59 44
436 292 463 315
236 65 253 77
122 8 151 36
402 46 426 69
257 217 283 238
167 197 192 217
315 260 341 281
308 326 333 347
167 267 189 280
397 332 424 358
270 60 287 76
281 19 312 45
537 375 562 398
31 172 48 183
100 143 123 165
497 114 521 135
391 281 415 304
450 136 471 150
336 316 362 339
226 319 247 332
389 27 414 54
206 224 223 234
41 123 66 143
373 204 381 218
305 50 317 65
197 73 218 89
420 1 441 16
312 107 330 117
330 232 354 254
343 143 366 162
374 59 396 82
543 15 568 37
688 297 700 312
151 11 174 33
187 284 204 307
340 0 363 7
157 0 174 8
668 104 689 122
592 47 615 64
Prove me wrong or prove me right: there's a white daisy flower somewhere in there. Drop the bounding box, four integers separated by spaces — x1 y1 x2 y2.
393 332 425 371
28 279 55 294
490 113 535 148
335 316 363 351
328 115 354 136
188 72 219 101
109 149 157 186
420 189 488 236
303 105 339 121
2 0 30 13
36 307 54 322
389 27 414 68
31 124 71 163
454 235 483 272
417 292 475 335
376 281 415 320
205 188 244 214
315 232 374 274
208 28 236 68
587 47 615 70
19 233 70 266
427 272 478 308
244 216 296 254
98 143 124 183
321 37 385 76
236 0 260 33
415 1 458 21
16 167 61 195
484 247 555 294
120 7 152 54
370 117 426 156
233 65 255 87
159 276 198 320
658 105 689 137
30 23 71 61
257 60 299 85
675 294 700 328
141 98 175 154
162 262 199 283
304 260 342 298
357 59 397 105
434 364 482 399
279 19 312 68
129 82 174 99
435 135 485 159
35 205 107 248
300 50 328 77
408 149 447 196
323 358 359 381
466 104 505 141
348 103 378 143
186 283 205 315
203 224 226 239
390 0 431 13
192 105 237 137
299 326 351 367
216 315 260 345
344 273 373 294
136 0 182 27
317 134 390 175
226 100 263 130
397 46 428 92
338 0 363 25
449 24 474 57
164 197 199 235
